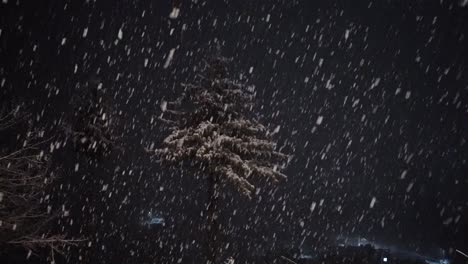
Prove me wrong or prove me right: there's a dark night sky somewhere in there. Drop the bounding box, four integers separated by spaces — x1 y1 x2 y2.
1 0 468 263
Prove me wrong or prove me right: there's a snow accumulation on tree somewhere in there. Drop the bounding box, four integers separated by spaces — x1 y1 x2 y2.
146 55 289 197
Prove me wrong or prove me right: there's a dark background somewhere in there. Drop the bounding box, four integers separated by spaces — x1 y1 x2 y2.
1 0 467 263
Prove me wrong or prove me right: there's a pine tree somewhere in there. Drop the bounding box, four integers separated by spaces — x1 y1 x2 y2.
147 55 288 263
65 86 118 159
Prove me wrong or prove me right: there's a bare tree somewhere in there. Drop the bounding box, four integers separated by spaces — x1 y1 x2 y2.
146 55 289 263
0 107 83 261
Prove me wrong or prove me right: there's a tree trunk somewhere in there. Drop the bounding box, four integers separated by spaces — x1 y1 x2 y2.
206 173 219 264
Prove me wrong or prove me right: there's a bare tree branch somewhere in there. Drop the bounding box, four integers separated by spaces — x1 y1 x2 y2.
1 107 83 260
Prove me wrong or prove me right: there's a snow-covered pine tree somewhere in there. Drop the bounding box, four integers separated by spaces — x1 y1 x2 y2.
147 55 288 263
150 56 288 196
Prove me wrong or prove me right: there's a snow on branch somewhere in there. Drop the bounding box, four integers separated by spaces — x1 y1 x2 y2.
150 118 288 196
148 55 288 196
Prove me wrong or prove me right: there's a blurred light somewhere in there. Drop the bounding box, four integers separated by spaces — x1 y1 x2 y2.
142 212 165 226
383 257 388 262
147 217 164 225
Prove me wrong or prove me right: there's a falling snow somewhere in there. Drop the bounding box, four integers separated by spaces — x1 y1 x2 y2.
163 48 176 69
0 1 466 264
169 7 180 19
369 197 377 209
316 116 324 125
